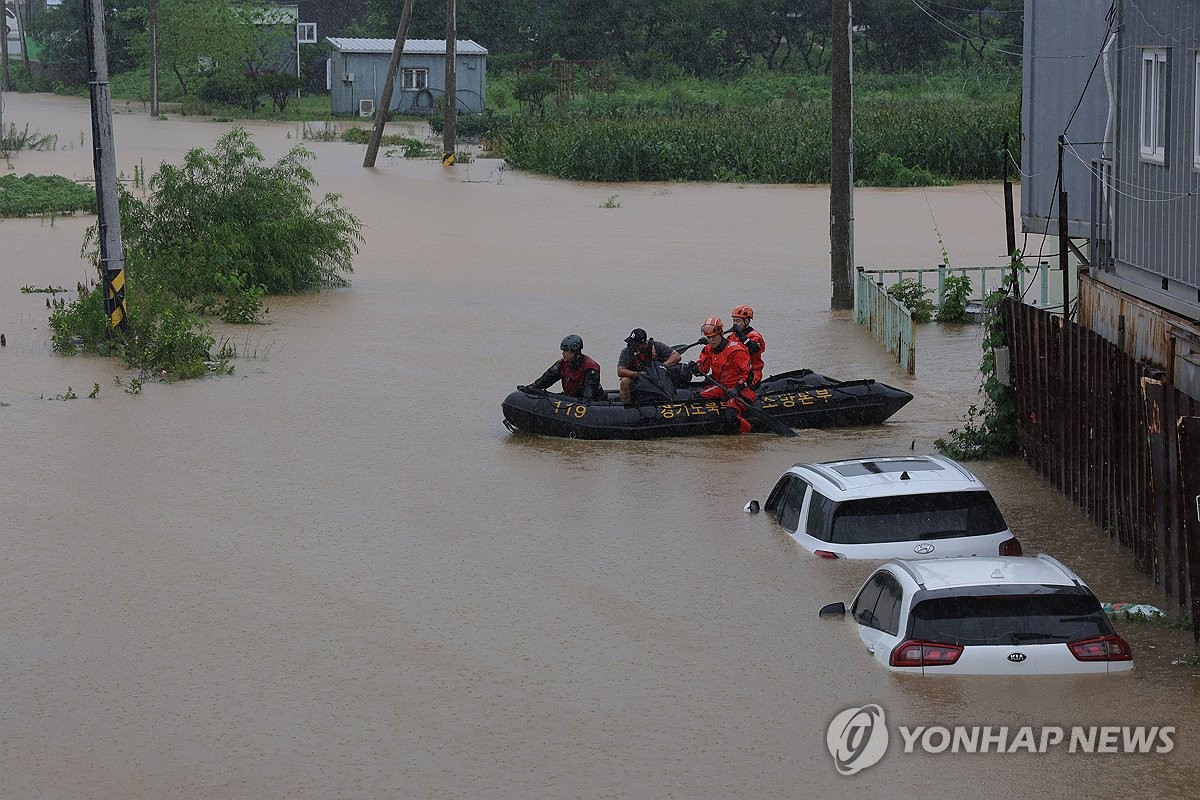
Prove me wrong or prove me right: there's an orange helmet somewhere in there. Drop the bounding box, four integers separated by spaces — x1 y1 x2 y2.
731 305 754 320
701 316 724 337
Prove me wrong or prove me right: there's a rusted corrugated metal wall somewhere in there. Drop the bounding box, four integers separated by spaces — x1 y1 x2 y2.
1005 299 1200 634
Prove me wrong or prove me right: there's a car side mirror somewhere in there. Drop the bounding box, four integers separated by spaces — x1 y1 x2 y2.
819 602 846 618
744 500 760 514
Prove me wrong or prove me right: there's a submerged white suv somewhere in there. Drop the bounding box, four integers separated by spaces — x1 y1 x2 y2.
759 454 1021 559
820 555 1134 675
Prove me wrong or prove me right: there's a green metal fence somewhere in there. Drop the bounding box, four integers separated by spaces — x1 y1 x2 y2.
855 268 916 375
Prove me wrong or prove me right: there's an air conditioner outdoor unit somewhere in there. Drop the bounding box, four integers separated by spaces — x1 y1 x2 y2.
358 99 375 117
341 72 354 83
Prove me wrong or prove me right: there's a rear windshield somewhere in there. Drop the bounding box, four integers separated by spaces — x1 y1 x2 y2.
908 589 1113 645
815 491 1008 545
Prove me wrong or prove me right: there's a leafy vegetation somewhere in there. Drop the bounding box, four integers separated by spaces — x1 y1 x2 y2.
0 174 96 218
1 123 59 154
887 279 935 323
935 255 1024 460
936 274 973 323
51 129 363 379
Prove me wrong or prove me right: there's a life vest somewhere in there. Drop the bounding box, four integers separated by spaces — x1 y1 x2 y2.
560 354 601 397
697 336 751 389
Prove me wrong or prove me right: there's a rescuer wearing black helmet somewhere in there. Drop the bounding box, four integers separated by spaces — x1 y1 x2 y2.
518 334 606 400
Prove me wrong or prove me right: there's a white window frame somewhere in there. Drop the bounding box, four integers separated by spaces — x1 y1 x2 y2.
1140 48 1168 164
1193 51 1200 170
402 68 428 91
297 23 317 44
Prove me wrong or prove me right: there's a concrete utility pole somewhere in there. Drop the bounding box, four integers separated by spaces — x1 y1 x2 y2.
84 0 128 331
442 0 457 165
149 0 159 117
12 0 29 78
829 0 854 310
363 0 415 168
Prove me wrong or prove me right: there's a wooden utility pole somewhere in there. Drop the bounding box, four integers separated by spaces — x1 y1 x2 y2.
149 0 159 117
363 0 415 168
829 0 854 310
84 0 128 332
442 0 457 165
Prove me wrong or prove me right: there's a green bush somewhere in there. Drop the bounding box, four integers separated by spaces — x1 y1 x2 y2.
199 71 260 112
936 273 973 323
259 72 303 113
54 128 363 380
0 174 95 217
888 278 936 323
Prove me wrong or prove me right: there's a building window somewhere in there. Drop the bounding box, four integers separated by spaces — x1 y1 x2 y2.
403 68 428 90
297 23 317 44
1140 48 1168 164
1194 52 1200 169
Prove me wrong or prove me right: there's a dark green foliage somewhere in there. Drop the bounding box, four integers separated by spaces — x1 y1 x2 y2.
119 128 362 298
888 278 935 323
199 71 261 112
513 72 559 117
427 109 515 140
52 129 362 379
0 174 95 217
936 274 973 323
25 0 145 85
935 258 1023 460
259 72 303 113
340 127 422 148
501 92 1017 184
863 153 949 188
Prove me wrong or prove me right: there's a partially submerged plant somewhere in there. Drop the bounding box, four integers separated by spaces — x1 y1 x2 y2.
888 278 935 322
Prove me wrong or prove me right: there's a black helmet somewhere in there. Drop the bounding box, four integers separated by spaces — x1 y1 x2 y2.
560 334 584 353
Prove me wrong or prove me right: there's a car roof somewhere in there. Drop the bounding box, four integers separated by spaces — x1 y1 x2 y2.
883 554 1083 591
785 454 985 499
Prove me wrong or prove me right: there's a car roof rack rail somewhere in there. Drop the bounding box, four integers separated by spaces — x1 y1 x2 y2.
1034 553 1081 585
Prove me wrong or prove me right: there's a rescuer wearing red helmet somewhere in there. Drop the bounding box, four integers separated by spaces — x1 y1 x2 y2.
687 316 755 434
519 334 606 400
728 305 765 387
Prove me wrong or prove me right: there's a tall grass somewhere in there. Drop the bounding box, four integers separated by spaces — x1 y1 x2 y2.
493 66 1019 184
503 94 1017 184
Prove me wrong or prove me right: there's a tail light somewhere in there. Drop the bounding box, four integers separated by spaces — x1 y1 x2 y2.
1069 634 1133 662
998 537 1023 556
814 550 840 560
889 640 964 668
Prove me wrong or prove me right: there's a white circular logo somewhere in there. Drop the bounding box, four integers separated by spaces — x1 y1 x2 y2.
827 704 889 775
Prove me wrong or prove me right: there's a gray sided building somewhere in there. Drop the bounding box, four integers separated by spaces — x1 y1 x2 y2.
1023 0 1200 397
326 38 487 117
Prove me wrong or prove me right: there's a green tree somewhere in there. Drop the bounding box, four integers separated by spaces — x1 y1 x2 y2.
154 0 255 96
27 0 145 85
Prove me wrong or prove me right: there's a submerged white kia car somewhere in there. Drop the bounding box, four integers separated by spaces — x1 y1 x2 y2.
820 555 1134 675
757 454 1021 560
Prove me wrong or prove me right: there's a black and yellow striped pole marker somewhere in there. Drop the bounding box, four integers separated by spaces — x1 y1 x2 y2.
442 151 456 167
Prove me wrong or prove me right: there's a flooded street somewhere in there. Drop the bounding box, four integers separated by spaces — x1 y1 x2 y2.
2 94 1197 798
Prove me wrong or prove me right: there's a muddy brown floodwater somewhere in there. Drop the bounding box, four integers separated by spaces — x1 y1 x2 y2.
2 93 1197 799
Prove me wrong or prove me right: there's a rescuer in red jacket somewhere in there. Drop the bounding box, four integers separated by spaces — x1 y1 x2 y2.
520 334 606 400
728 304 766 387
688 316 755 434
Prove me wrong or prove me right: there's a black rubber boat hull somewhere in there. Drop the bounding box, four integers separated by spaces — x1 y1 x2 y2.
501 369 912 440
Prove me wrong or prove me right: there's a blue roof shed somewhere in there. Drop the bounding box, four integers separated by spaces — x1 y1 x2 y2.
326 38 487 117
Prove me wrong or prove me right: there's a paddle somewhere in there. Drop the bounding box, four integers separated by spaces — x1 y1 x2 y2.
670 337 708 355
701 375 797 438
